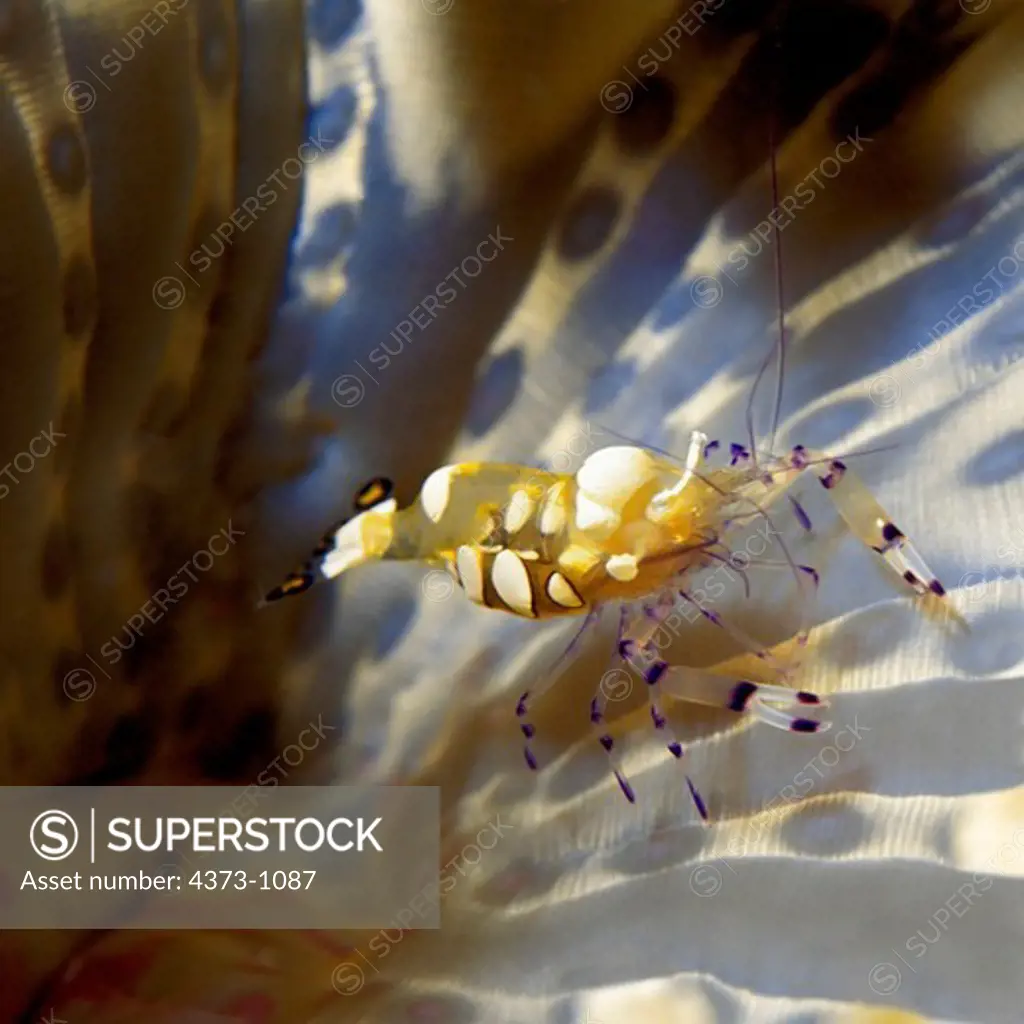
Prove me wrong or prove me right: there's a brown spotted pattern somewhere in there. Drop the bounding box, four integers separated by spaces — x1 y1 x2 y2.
0 0 312 1009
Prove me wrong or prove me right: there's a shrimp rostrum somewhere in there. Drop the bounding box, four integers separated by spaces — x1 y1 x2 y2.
262 429 952 820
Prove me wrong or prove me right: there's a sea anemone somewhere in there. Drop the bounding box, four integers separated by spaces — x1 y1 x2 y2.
6 1 1024 1022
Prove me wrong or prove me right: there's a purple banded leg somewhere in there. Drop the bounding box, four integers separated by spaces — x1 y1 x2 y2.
515 691 541 771
516 614 601 771
620 616 709 823
590 605 637 802
516 670 569 771
589 690 636 804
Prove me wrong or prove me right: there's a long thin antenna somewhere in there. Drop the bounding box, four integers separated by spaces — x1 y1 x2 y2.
767 17 787 456
745 3 789 464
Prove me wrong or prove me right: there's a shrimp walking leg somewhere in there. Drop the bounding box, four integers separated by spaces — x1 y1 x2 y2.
609 594 831 818
616 606 711 821
517 609 603 771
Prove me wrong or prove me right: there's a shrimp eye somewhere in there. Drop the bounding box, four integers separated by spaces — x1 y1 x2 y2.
353 476 394 512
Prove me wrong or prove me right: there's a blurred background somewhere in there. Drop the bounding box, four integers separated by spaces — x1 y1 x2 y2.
2 0 1024 1021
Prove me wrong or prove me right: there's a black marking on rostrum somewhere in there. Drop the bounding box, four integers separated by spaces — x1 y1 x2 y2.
929 579 946 596
796 691 820 705
904 570 919 585
590 698 603 724
650 706 666 729
520 723 535 739
728 681 758 711
668 741 683 758
599 734 614 751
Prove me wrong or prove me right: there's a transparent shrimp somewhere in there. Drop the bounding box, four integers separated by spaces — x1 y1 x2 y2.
260 19 956 822
260 419 954 821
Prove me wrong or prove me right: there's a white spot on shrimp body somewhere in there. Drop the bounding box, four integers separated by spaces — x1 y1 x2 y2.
546 571 584 608
605 553 640 581
576 446 658 509
491 549 535 616
420 465 457 523
504 489 535 535
574 492 621 538
456 545 484 602
539 480 569 536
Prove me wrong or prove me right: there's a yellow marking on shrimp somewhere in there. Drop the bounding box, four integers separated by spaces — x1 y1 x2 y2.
354 476 392 511
557 544 603 581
